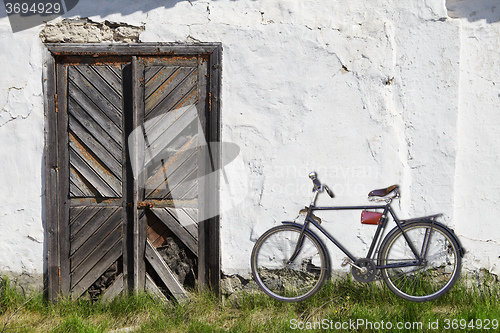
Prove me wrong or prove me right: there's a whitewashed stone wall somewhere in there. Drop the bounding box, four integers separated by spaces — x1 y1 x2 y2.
448 0 500 276
0 0 498 287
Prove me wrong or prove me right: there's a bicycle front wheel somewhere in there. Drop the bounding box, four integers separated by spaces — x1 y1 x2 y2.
378 222 462 302
251 225 330 302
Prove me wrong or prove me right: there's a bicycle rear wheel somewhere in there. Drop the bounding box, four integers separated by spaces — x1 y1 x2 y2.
378 222 462 302
251 225 329 302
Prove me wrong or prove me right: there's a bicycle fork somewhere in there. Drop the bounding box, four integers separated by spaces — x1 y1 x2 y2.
285 206 317 265
286 227 308 265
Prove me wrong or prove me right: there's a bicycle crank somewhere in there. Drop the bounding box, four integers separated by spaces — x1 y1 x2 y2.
351 258 377 283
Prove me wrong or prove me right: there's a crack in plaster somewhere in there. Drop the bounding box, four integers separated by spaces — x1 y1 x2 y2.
0 85 33 128
460 235 500 245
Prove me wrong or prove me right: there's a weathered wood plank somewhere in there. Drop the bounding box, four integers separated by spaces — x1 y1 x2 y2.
135 210 147 292
151 208 198 256
69 115 122 180
69 206 101 237
145 240 188 302
143 104 198 155
121 62 132 294
44 47 60 301
68 80 122 144
145 68 199 120
70 222 122 283
46 43 221 56
68 206 86 224
92 65 123 98
107 63 124 81
132 56 146 292
70 169 98 198
180 181 198 200
145 273 169 303
141 56 198 67
70 198 123 207
182 208 198 225
145 66 179 100
70 207 121 257
166 207 198 240
72 223 122 288
154 152 198 200
70 174 94 197
161 166 198 201
68 66 122 128
69 137 122 197
145 66 163 83
202 45 222 292
68 97 122 161
71 239 122 298
56 62 72 295
74 65 122 112
144 138 198 199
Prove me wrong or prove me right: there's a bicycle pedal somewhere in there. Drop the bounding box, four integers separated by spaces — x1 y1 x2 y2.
341 258 351 267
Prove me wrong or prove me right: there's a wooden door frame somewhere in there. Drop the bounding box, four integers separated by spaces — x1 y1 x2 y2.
43 43 222 301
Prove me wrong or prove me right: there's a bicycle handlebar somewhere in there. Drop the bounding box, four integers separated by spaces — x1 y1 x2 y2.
308 172 334 198
308 172 321 188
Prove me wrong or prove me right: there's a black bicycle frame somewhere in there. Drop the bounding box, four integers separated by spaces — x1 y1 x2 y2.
289 201 427 270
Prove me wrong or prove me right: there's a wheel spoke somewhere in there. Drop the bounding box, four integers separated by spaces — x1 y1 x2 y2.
379 222 461 301
251 225 328 302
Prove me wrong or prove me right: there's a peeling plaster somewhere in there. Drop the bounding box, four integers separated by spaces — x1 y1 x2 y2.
0 85 33 127
39 18 144 43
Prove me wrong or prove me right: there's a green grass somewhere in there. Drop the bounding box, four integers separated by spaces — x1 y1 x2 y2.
1 273 499 332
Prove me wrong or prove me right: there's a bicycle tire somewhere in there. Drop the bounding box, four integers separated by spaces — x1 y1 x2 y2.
251 224 330 302
378 221 462 302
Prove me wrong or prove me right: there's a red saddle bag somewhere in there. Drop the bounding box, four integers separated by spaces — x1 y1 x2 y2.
361 211 383 225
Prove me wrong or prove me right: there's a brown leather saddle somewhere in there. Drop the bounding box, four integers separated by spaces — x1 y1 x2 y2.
368 185 399 197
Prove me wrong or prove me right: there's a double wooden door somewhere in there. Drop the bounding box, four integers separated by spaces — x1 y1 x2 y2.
44 44 221 301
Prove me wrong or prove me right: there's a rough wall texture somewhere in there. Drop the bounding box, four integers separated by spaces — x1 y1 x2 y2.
0 0 498 288
447 0 500 275
39 18 144 43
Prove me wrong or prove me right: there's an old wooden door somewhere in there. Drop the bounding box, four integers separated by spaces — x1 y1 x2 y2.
45 44 221 301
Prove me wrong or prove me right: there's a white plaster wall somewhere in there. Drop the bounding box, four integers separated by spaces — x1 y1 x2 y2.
448 0 500 275
0 23 45 284
0 0 497 285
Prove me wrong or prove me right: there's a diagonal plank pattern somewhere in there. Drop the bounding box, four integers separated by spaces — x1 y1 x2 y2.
69 206 123 298
68 64 123 198
66 63 125 299
46 47 220 303
149 207 198 256
143 64 199 201
140 62 201 299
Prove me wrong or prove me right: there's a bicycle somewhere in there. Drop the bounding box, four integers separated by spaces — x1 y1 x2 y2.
250 172 465 302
